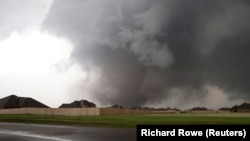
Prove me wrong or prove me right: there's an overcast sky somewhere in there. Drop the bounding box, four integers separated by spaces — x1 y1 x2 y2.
0 0 250 109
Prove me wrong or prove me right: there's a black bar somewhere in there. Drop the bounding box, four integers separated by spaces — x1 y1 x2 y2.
137 125 250 141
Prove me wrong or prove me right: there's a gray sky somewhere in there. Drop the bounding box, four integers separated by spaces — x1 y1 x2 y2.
1 0 250 109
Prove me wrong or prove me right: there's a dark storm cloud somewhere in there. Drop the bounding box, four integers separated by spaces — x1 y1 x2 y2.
42 0 250 108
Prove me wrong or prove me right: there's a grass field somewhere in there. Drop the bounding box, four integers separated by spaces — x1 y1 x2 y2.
0 112 250 128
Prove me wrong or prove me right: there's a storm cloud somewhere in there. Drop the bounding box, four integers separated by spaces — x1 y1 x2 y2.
42 0 250 109
0 0 52 39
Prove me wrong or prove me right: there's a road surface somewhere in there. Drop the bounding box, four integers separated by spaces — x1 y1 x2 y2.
0 122 136 141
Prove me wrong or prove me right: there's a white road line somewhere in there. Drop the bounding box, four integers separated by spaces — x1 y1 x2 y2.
0 130 73 141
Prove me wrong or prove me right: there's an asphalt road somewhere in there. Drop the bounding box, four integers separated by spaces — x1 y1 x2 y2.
0 122 136 141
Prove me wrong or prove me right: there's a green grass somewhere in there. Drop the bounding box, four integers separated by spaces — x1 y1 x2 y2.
0 113 250 128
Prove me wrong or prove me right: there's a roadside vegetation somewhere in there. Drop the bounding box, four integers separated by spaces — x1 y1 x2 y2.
0 113 250 128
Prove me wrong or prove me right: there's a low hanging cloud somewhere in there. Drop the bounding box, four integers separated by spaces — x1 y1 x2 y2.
42 0 250 109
